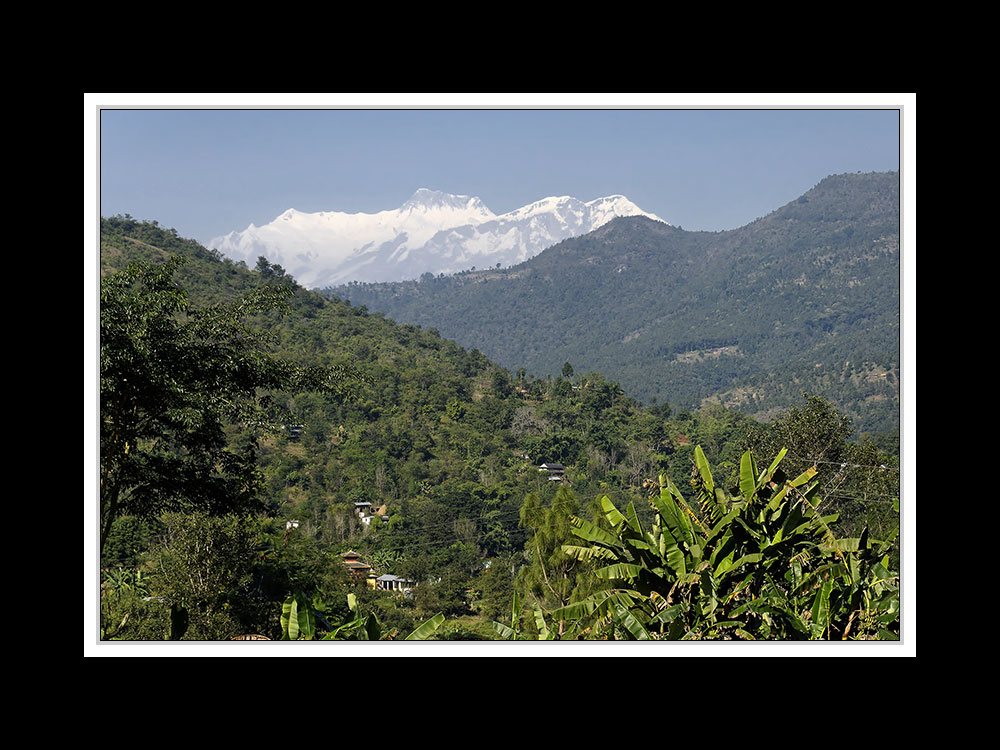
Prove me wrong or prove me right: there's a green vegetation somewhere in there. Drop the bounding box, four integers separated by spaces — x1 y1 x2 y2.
100 254 361 552
550 447 898 640
332 172 900 437
97 214 900 643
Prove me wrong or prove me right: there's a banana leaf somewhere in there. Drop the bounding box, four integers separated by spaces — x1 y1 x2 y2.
613 604 651 640
533 606 553 640
595 562 643 580
695 446 715 495
760 448 788 486
739 450 758 501
625 500 643 535
405 613 445 640
492 621 518 640
561 544 615 561
569 515 621 547
600 495 626 527
810 581 833 639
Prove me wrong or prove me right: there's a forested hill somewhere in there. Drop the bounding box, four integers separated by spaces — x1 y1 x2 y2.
331 172 900 437
100 213 750 529
99 215 900 641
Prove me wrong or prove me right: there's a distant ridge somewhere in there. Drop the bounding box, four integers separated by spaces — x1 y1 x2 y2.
208 189 667 287
332 172 901 435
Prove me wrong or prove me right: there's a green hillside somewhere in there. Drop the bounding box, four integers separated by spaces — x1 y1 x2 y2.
98 214 900 642
332 172 900 436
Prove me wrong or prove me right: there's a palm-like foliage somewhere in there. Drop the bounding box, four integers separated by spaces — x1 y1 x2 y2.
280 592 446 641
491 591 561 640
552 446 899 640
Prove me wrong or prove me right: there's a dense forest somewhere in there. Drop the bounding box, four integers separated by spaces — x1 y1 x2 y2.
332 172 900 437
97 215 901 643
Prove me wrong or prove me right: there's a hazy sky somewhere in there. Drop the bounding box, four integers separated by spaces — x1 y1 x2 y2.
96 97 903 247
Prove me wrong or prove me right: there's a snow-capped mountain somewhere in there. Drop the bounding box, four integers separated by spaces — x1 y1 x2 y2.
207 188 668 287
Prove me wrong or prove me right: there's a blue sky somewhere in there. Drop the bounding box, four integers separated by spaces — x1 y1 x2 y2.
96 97 904 247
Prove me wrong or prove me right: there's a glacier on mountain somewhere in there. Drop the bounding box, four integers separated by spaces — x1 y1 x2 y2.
207 188 667 288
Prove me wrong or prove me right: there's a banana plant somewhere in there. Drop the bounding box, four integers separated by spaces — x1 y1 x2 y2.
492 591 525 640
404 613 447 640
319 593 382 641
553 446 896 640
492 591 561 640
101 567 153 640
281 592 446 641
281 591 317 640
101 567 149 597
793 520 900 639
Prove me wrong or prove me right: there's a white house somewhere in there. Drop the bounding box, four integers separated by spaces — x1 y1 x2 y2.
376 574 415 594
538 462 566 481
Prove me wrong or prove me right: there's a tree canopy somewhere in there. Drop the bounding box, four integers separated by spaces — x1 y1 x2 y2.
99 255 360 551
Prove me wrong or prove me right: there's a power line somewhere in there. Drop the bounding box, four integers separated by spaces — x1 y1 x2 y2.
781 453 900 472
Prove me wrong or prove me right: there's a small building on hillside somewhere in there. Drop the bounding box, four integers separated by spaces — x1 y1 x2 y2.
538 462 566 481
341 550 373 584
376 574 415 594
357 501 389 527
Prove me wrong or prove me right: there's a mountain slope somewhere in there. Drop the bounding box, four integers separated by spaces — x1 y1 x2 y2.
100 215 694 565
332 172 901 435
207 188 666 287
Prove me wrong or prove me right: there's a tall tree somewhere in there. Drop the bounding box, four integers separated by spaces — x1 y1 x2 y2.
742 394 898 537
100 256 360 552
517 486 600 636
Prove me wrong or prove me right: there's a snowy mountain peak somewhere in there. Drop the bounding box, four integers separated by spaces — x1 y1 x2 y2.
400 188 495 221
405 187 466 207
591 194 632 208
209 190 668 287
